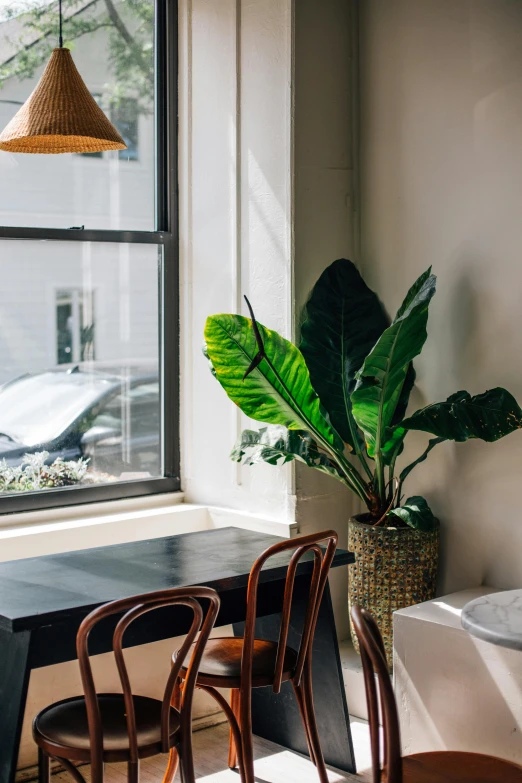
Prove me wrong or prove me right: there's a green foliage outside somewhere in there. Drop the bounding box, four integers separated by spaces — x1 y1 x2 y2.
0 451 88 492
0 0 154 111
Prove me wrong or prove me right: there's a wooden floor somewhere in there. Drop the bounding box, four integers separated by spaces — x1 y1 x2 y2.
54 722 371 783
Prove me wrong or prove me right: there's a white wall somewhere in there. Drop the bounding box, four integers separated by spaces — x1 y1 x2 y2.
359 0 522 594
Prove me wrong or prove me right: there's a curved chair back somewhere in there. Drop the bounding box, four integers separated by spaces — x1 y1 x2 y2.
350 604 402 783
76 585 220 783
242 530 338 695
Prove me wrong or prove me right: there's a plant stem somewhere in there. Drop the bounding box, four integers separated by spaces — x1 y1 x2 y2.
351 424 373 481
387 453 398 505
335 451 372 503
339 301 373 482
374 450 386 511
313 435 369 503
396 476 404 506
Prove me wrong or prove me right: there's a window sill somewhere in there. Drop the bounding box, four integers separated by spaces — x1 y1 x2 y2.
0 493 296 562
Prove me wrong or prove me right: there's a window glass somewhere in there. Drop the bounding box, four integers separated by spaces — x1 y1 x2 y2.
0 372 113 446
114 98 140 162
0 240 162 494
56 289 95 364
80 94 103 159
0 0 155 230
85 380 160 476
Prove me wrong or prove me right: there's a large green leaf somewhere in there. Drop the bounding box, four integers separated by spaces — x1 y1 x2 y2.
350 269 436 458
204 313 343 450
394 267 434 319
401 388 522 442
387 496 439 532
231 426 347 485
381 364 417 464
299 259 389 450
393 363 416 424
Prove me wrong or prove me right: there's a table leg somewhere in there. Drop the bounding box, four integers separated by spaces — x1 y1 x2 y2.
0 628 32 783
233 582 355 773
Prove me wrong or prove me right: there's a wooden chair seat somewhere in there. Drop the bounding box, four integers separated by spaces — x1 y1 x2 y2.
178 636 299 688
401 751 522 782
33 693 181 763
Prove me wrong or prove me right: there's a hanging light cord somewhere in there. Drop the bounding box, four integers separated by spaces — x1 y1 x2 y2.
58 0 63 48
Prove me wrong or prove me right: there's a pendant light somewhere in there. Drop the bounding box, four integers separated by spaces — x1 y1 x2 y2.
0 0 126 154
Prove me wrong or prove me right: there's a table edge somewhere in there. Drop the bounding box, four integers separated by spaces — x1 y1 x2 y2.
461 591 522 651
3 549 354 633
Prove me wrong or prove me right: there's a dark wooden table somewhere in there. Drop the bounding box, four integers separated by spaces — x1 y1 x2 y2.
0 526 355 783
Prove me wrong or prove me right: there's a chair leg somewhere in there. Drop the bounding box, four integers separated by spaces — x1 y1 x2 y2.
127 760 139 783
292 680 317 766
163 747 179 783
38 749 50 783
301 662 329 783
228 689 240 769
238 692 255 783
178 748 195 783
178 716 197 783
163 676 183 783
196 684 246 783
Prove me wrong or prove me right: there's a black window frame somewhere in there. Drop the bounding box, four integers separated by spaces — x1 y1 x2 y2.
0 0 179 515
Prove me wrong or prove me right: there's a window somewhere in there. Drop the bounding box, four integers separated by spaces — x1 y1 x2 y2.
56 289 96 364
80 96 139 162
80 94 103 159
114 98 140 162
0 0 178 513
0 1 158 231
83 379 160 478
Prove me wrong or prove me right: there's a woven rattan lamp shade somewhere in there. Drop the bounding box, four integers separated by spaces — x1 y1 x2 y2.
0 48 126 154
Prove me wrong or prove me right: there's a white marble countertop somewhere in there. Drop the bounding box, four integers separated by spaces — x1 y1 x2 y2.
461 589 522 650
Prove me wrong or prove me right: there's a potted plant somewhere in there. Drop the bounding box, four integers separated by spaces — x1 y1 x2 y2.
204 259 522 665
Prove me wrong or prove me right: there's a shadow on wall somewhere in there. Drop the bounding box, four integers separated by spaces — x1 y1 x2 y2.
449 255 522 391
401 256 522 596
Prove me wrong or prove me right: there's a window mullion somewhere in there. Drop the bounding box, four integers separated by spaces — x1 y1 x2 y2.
0 227 168 244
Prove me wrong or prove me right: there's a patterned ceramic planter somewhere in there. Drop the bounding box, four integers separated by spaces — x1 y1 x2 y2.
348 514 439 668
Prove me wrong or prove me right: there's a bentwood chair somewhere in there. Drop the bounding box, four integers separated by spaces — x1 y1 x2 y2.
32 586 220 783
166 530 338 783
351 604 522 783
